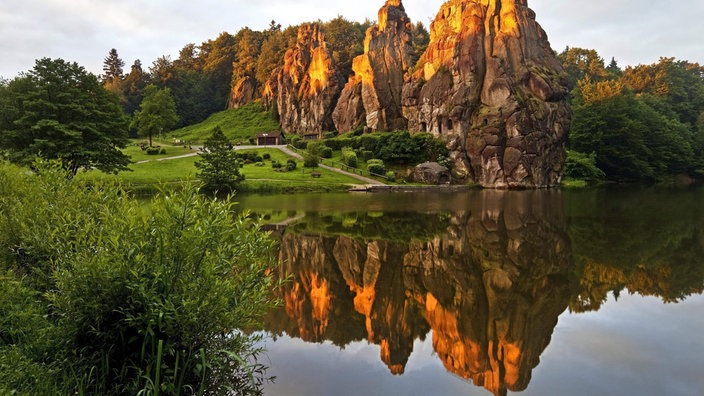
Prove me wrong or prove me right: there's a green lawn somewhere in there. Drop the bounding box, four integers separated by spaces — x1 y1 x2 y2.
123 143 197 162
79 147 363 193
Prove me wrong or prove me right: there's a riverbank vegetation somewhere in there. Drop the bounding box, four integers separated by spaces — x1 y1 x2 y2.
560 50 704 184
0 160 281 395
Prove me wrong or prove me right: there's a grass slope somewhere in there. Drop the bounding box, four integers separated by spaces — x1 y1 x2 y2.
168 101 280 144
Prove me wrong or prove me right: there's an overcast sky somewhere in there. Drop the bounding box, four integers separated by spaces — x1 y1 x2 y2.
1 0 703 79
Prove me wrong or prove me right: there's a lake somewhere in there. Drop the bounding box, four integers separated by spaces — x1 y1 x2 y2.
236 187 704 396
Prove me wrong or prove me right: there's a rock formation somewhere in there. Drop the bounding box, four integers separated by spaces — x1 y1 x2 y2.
265 190 572 395
402 0 570 188
272 23 343 136
228 75 260 108
333 0 414 132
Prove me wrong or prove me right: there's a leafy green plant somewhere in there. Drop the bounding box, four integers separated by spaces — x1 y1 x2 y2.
0 159 281 395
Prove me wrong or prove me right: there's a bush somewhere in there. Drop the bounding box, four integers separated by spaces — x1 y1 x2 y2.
159 148 167 155
286 159 297 171
361 150 374 161
342 147 357 168
385 171 396 182
0 160 280 395
323 131 338 139
292 139 308 150
367 159 386 175
271 160 283 169
320 146 333 158
262 152 271 160
303 153 319 168
563 150 606 182
146 147 160 155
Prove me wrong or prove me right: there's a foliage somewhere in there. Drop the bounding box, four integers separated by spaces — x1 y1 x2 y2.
366 159 385 175
131 84 179 147
0 58 130 175
570 92 694 181
0 159 280 395
102 48 125 83
562 50 704 181
195 126 244 193
341 147 357 168
302 152 319 168
306 141 332 158
562 150 605 182
322 131 447 165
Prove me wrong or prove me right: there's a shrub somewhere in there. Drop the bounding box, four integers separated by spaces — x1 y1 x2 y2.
286 159 297 171
342 147 357 168
271 160 283 169
303 153 319 168
0 160 280 395
159 148 167 155
292 139 308 150
563 150 606 182
385 171 396 182
323 131 338 139
146 147 160 155
361 150 374 161
320 146 333 158
262 152 271 160
367 159 386 175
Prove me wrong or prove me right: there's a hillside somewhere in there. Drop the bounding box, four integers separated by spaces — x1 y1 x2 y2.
168 101 280 144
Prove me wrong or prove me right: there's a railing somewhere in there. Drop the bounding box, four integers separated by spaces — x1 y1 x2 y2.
285 145 391 181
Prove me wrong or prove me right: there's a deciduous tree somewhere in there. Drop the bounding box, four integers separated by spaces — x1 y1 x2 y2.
130 84 179 146
0 58 129 174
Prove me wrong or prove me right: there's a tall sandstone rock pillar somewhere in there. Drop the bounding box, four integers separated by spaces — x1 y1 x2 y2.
333 0 414 132
402 0 570 188
274 24 343 136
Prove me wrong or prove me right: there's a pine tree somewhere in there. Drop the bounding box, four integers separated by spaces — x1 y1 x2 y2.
102 48 125 82
195 126 244 193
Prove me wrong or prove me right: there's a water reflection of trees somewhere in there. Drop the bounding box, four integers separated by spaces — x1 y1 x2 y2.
260 187 704 396
566 187 704 311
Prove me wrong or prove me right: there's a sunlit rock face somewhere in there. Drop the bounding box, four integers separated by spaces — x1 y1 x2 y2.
273 23 343 136
333 0 414 132
228 75 260 109
402 0 570 188
270 190 572 395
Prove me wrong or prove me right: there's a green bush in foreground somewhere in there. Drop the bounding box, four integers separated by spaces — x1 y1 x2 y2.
0 159 280 395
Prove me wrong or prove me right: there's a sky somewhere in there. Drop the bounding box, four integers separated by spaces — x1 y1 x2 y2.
1 0 703 79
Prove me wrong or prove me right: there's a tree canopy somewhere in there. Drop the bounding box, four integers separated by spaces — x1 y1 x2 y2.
560 49 704 181
0 58 130 174
130 84 179 146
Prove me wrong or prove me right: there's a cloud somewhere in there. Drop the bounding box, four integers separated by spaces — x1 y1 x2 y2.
1 0 703 79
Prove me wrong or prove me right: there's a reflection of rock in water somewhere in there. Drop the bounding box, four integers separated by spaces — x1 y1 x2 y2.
267 190 572 396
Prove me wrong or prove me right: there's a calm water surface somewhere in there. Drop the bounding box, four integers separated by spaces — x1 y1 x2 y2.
237 187 704 396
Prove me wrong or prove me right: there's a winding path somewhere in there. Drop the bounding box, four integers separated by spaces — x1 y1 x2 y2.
136 145 387 186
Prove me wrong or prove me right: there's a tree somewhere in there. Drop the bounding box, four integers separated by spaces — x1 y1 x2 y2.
0 58 130 174
130 84 178 146
120 59 148 116
102 48 125 83
195 126 244 193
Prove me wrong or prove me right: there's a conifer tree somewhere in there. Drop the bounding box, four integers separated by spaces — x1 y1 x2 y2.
195 126 244 194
